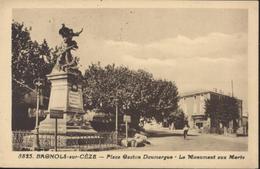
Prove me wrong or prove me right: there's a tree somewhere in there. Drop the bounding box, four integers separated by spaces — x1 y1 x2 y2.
205 95 220 128
220 97 240 129
205 94 240 132
168 108 186 129
12 21 54 103
83 63 179 131
12 21 58 130
149 79 179 122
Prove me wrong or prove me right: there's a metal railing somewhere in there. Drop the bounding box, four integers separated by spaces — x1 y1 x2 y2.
12 130 118 151
12 130 34 151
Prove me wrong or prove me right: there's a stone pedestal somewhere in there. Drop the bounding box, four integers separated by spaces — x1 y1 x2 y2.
38 70 95 135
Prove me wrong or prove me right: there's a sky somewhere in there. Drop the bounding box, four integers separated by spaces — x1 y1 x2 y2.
13 8 248 113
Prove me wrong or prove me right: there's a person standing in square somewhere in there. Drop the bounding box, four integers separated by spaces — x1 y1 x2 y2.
183 124 189 139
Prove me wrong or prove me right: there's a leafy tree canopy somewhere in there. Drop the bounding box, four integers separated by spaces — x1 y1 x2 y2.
205 94 240 128
83 63 179 128
12 21 60 130
12 21 57 105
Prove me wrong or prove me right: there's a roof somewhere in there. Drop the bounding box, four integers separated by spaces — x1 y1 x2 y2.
179 89 242 101
179 89 210 97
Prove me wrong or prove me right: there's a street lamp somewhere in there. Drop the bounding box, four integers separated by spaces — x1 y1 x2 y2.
114 96 119 144
32 78 44 151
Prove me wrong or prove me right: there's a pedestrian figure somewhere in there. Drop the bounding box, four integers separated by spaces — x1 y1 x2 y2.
183 124 189 139
169 122 175 131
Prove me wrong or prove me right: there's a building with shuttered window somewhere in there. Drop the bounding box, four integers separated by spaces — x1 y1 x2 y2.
179 89 243 130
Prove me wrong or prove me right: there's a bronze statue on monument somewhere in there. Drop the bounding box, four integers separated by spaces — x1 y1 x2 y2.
54 24 83 73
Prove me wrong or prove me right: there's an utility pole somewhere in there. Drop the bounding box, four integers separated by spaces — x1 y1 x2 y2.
33 78 43 151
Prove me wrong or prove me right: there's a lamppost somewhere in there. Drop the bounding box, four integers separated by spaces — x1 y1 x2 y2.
114 94 119 144
32 78 44 151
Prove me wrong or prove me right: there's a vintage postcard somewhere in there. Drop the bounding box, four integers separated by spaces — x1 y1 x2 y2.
0 0 258 168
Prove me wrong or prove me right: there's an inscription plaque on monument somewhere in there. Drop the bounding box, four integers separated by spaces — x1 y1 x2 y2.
68 86 83 112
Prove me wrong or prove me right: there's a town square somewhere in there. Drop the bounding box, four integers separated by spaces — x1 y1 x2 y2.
11 8 249 152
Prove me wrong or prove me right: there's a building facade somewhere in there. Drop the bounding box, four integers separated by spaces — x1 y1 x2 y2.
179 90 243 130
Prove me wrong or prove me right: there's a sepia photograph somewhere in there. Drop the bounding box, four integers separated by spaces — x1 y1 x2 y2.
0 0 258 168
11 7 249 152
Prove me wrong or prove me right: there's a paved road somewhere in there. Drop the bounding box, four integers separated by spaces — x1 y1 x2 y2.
114 129 248 151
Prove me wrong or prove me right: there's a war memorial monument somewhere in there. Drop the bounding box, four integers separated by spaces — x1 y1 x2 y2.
29 25 100 150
